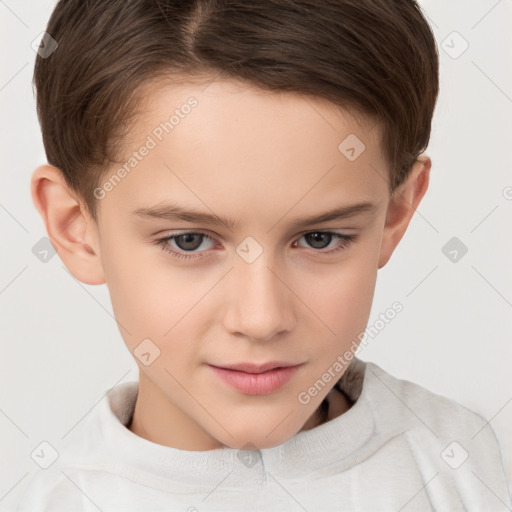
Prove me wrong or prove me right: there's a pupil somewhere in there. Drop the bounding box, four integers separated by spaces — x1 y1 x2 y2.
177 234 201 251
306 232 331 249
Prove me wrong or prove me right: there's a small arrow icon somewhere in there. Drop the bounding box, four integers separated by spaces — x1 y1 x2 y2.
236 236 263 263
237 446 260 467
32 236 57 262
442 237 468 263
445 449 455 458
441 31 468 59
134 338 160 366
441 441 468 469
338 134 365 161
31 31 58 58
31 441 59 468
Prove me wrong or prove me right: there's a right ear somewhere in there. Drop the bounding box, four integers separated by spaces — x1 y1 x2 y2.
31 164 106 285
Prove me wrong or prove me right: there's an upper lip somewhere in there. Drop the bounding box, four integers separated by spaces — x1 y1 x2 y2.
209 361 301 374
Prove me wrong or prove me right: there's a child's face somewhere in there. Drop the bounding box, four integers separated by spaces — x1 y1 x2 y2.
45 78 429 451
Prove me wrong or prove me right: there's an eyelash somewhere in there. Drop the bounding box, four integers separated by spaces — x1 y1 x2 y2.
154 231 358 261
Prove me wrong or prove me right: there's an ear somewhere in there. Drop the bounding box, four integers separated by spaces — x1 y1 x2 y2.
31 164 106 285
378 156 431 269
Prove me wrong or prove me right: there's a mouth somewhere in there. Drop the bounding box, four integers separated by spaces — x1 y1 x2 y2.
207 361 303 395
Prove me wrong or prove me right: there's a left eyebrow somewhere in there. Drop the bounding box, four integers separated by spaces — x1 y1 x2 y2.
287 201 377 229
131 201 377 230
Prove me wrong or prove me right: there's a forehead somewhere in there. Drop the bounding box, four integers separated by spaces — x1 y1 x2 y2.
131 76 381 146
101 77 389 219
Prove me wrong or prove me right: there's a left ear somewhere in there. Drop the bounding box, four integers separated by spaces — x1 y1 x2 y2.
378 155 431 269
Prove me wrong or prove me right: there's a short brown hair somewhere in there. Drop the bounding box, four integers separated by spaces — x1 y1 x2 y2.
33 0 439 222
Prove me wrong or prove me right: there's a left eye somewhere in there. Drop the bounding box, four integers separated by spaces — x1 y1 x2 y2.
295 232 349 250
155 231 357 260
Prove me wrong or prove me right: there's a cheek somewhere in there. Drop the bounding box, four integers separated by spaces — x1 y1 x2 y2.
100 235 210 354
296 255 377 354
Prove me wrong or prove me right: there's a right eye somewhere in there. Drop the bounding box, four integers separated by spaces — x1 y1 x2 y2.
154 232 217 260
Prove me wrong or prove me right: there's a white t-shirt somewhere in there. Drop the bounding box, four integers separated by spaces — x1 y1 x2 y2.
16 358 511 511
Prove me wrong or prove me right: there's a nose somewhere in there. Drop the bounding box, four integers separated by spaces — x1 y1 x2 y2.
223 253 295 343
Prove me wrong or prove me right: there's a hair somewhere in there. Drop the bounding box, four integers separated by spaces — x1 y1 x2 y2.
33 0 439 222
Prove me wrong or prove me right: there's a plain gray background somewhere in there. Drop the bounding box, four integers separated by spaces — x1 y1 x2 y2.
1 0 511 509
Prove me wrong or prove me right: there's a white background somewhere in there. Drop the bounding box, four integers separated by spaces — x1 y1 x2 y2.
1 0 511 509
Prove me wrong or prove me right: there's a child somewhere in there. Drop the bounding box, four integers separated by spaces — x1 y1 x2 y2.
18 0 510 510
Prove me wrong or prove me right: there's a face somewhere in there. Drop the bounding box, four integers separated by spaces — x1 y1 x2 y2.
63 78 413 451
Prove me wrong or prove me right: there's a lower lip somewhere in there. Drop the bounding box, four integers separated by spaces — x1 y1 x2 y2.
208 365 301 395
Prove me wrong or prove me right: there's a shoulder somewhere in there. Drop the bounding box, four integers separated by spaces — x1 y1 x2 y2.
361 360 511 508
15 382 138 511
363 361 489 437
15 466 91 511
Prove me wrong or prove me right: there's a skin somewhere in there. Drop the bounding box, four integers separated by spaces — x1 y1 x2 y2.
31 78 430 451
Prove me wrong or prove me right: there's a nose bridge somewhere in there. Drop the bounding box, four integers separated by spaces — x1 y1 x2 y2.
225 246 293 341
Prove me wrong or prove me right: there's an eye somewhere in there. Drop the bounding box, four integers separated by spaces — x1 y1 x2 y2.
155 232 216 260
293 231 357 255
154 230 358 261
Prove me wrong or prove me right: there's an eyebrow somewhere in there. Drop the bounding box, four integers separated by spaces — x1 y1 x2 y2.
131 201 377 231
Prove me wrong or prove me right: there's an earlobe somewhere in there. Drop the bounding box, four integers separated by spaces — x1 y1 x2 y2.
377 156 431 269
31 164 106 285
